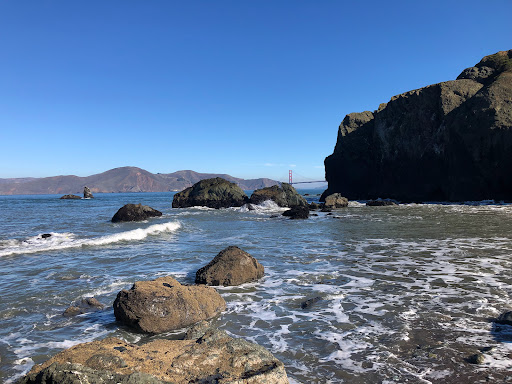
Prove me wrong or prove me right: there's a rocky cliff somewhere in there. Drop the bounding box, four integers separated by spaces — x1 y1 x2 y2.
323 50 512 202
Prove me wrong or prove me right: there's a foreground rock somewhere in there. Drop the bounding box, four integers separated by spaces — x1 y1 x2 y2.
282 205 309 219
323 193 348 209
113 276 225 333
172 177 248 209
59 194 81 200
111 203 162 223
250 183 307 207
18 326 289 384
83 186 94 198
195 246 264 286
323 50 512 202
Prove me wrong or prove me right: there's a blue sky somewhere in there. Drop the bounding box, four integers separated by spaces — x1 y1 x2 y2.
1 1 511 182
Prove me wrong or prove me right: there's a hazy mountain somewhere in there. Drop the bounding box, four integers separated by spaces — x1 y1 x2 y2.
0 167 280 195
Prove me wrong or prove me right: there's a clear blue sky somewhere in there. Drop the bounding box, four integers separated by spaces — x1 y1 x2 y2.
1 1 511 182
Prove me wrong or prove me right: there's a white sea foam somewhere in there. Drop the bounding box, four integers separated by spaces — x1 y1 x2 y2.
0 221 181 257
238 200 287 214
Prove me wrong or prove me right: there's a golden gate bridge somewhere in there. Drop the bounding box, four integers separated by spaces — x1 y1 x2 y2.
285 170 326 185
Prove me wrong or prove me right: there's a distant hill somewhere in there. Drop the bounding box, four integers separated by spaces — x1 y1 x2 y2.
0 167 280 195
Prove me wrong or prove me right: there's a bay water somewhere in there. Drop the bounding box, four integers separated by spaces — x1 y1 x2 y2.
0 192 511 383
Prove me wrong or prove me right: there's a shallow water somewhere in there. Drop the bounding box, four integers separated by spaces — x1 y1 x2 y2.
0 192 511 383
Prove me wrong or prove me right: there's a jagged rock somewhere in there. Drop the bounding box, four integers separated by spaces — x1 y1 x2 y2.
323 193 348 209
17 328 289 384
41 234 52 239
250 183 307 207
366 199 398 206
172 177 248 209
113 276 226 333
63 297 105 317
324 50 512 202
496 311 512 325
83 186 94 199
282 205 309 219
195 246 264 286
59 194 81 200
111 203 162 223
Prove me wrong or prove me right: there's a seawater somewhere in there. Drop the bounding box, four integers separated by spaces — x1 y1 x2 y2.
0 192 512 383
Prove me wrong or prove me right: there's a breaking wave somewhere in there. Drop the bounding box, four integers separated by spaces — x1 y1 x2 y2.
0 221 181 257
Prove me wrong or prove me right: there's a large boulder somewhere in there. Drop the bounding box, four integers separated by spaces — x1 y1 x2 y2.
18 328 289 383
323 50 512 202
195 246 264 286
172 177 248 209
111 203 162 223
323 193 349 209
59 194 81 199
113 276 226 333
250 183 307 207
83 186 94 198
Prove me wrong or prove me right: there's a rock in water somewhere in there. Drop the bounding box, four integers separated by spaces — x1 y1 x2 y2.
195 246 264 286
113 276 226 333
250 183 308 207
282 205 310 219
63 297 105 317
83 186 94 198
59 194 81 199
111 203 162 222
366 199 398 206
323 193 349 209
17 329 289 383
496 310 512 325
172 177 248 209
323 50 512 202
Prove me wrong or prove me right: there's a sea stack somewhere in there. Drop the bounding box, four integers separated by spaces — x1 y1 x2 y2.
323 50 512 202
83 186 94 198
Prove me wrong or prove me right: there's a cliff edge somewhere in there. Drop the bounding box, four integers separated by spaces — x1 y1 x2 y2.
323 50 512 202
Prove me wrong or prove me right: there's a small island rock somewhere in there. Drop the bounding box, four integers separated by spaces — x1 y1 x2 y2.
172 177 248 209
195 246 264 286
111 203 162 223
60 194 81 200
113 276 226 333
250 183 307 207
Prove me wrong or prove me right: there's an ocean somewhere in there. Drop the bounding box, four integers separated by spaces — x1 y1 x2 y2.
0 191 511 383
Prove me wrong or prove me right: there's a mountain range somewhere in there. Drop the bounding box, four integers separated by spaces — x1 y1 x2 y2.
0 167 280 195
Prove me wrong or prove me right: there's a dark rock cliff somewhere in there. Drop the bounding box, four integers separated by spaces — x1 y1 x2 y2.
323 50 512 202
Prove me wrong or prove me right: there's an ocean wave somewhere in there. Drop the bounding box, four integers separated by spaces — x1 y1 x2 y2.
238 200 288 214
0 221 181 257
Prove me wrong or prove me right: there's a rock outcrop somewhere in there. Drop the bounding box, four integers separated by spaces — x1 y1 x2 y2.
195 246 264 286
83 186 94 198
323 193 349 209
250 183 307 207
18 327 289 383
323 50 512 202
172 177 249 209
59 194 81 199
113 276 226 333
111 203 162 223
